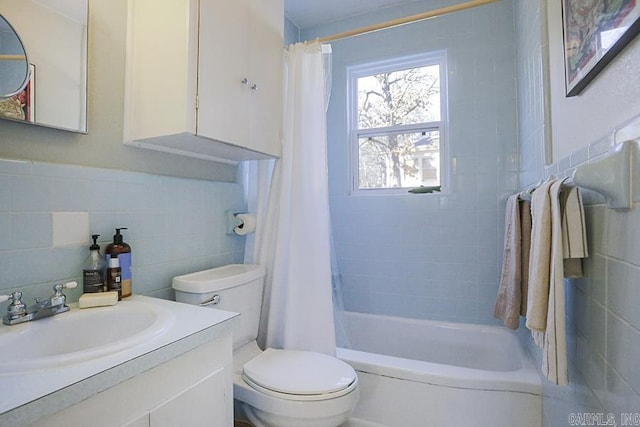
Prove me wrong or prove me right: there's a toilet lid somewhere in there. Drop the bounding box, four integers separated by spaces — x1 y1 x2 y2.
243 348 357 395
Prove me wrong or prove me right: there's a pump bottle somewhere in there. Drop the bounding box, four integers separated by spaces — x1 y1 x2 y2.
105 228 132 298
106 254 122 300
83 234 106 293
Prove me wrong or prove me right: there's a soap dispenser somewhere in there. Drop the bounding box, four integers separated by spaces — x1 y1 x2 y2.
83 234 106 293
106 254 122 300
105 228 132 298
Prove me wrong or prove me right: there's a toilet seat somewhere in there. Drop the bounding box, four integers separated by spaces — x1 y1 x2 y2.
243 348 358 401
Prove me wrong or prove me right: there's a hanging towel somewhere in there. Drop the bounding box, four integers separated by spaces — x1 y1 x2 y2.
525 179 555 332
520 199 532 316
494 194 522 329
540 179 569 385
561 185 589 278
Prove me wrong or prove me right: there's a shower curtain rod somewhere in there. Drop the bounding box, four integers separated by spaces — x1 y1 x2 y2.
307 0 502 44
0 55 26 60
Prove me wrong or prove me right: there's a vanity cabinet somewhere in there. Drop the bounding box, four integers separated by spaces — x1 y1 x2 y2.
29 336 233 427
123 0 283 161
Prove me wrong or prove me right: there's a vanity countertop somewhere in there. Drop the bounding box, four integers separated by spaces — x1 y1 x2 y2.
0 295 237 426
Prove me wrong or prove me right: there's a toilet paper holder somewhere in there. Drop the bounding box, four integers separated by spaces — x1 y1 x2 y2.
226 211 256 235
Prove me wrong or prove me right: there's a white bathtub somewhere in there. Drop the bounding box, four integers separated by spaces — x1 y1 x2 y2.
337 311 541 427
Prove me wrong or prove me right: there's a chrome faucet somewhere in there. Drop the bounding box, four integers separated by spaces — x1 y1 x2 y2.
0 281 78 325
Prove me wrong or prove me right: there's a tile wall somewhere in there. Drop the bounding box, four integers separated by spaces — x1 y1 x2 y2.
306 0 518 324
514 0 547 188
520 128 640 425
0 158 246 305
515 0 640 423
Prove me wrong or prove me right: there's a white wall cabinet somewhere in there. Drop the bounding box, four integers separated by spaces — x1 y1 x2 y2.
124 0 283 162
29 336 233 427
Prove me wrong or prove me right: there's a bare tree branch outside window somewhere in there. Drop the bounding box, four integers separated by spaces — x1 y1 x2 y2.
356 64 442 189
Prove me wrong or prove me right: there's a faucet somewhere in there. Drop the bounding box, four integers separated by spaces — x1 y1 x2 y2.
0 281 78 325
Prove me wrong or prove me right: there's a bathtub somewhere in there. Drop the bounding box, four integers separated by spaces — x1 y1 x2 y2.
337 311 541 427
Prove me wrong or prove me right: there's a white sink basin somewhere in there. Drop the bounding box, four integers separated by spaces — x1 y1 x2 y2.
0 295 238 419
0 299 174 374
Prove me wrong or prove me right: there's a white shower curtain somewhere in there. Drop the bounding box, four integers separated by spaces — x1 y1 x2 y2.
249 42 335 355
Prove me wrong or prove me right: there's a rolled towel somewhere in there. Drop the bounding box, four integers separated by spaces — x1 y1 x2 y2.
494 194 522 329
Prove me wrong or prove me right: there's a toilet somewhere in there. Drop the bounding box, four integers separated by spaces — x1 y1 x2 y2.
172 264 359 427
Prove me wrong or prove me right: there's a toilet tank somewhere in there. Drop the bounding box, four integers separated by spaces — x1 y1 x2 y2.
172 264 266 349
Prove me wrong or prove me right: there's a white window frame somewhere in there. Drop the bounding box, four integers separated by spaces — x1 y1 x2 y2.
347 51 449 196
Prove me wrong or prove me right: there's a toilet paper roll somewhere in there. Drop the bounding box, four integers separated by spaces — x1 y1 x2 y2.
234 213 257 235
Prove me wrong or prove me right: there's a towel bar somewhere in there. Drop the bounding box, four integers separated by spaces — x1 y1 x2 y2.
572 141 635 210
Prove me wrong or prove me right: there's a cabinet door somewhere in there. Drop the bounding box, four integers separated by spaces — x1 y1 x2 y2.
124 0 197 141
248 0 284 157
150 367 230 427
27 338 233 427
197 0 251 147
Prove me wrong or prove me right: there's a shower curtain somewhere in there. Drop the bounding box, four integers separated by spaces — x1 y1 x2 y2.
248 42 336 356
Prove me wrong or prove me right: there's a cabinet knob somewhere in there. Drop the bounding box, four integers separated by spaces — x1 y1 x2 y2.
241 77 249 86
251 84 258 91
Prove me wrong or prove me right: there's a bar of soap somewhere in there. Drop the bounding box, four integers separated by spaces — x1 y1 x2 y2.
78 292 119 308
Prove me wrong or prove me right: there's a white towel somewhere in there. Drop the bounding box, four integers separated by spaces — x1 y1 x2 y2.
524 178 586 385
540 179 568 386
525 180 554 332
561 185 588 278
494 194 522 329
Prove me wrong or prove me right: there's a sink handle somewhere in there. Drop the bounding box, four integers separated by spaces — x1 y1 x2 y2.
52 281 78 294
51 281 78 306
0 291 22 304
3 291 27 322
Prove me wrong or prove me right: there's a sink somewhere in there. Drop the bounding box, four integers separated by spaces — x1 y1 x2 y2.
0 299 174 374
0 294 238 420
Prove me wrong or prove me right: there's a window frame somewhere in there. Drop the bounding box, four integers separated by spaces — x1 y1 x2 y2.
347 51 449 196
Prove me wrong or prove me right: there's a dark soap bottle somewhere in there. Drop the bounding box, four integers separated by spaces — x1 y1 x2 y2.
105 228 132 298
83 234 106 293
106 254 122 300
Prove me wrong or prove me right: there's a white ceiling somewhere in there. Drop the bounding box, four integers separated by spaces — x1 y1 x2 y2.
284 0 421 30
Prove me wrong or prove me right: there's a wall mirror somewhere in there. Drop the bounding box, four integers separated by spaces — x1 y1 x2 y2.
0 15 29 101
0 0 88 133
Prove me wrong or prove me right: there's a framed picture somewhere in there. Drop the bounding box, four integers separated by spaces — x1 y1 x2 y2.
562 0 640 96
0 63 35 122
25 63 35 122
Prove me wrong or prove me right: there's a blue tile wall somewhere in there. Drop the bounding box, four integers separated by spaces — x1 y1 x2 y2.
516 1 640 421
311 0 517 324
519 137 640 425
0 158 246 306
515 0 548 188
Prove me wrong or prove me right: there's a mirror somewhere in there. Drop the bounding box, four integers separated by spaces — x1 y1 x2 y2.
0 0 88 133
0 15 29 100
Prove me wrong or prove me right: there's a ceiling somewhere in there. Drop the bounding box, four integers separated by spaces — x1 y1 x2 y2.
284 0 421 30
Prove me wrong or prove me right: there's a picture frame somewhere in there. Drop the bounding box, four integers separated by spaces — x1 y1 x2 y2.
0 62 35 122
562 0 640 97
25 63 35 122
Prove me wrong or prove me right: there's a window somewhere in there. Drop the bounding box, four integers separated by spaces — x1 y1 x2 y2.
348 51 448 194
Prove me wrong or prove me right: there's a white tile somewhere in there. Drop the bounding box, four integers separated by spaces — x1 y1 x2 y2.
52 212 90 247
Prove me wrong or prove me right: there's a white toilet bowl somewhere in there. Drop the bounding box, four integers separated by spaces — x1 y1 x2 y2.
172 265 359 426
234 341 359 427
